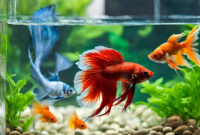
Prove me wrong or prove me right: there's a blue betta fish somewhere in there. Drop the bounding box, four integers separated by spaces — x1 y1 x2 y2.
28 5 76 101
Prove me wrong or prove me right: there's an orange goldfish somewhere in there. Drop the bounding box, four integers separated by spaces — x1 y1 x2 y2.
68 112 87 131
32 100 57 123
148 26 200 71
74 46 154 120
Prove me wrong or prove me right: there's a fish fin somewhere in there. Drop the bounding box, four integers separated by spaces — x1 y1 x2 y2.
32 100 42 115
40 116 48 122
42 103 49 110
165 57 181 70
76 46 124 71
167 33 186 43
33 88 48 101
181 26 200 66
68 112 78 131
48 72 60 81
28 5 59 67
174 51 193 69
52 96 63 101
55 53 73 73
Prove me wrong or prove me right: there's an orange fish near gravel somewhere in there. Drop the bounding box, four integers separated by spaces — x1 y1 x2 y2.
148 26 200 71
74 46 154 120
32 100 57 123
68 112 87 131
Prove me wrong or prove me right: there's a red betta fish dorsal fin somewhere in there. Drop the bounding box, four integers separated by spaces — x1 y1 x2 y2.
76 46 124 71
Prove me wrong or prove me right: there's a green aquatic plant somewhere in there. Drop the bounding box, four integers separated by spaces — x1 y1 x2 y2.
136 63 200 122
5 73 35 131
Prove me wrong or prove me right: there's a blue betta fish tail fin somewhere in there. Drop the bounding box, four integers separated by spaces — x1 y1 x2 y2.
55 53 73 73
33 87 48 101
28 5 59 68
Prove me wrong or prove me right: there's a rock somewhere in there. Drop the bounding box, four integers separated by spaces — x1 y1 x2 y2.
134 129 148 135
123 132 129 135
74 131 83 135
188 125 195 132
149 130 157 135
193 129 200 135
101 124 110 132
105 130 118 135
185 119 196 129
110 123 120 130
163 127 172 134
16 127 23 134
22 133 33 135
133 105 148 117
9 131 21 135
141 108 154 121
47 129 57 134
152 126 163 132
174 125 189 135
6 128 10 135
157 132 163 135
165 132 175 135
166 115 184 128
119 128 125 134
182 130 192 135
125 126 135 134
41 131 49 135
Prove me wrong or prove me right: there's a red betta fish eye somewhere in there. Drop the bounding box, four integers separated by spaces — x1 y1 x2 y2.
154 54 157 59
143 71 148 76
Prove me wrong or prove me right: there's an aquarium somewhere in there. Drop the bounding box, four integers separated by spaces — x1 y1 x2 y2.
2 0 200 135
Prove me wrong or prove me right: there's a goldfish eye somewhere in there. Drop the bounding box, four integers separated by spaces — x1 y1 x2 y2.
143 71 148 76
51 118 54 121
154 54 157 59
81 124 84 127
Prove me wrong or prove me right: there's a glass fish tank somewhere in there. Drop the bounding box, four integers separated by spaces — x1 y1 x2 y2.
1 0 200 135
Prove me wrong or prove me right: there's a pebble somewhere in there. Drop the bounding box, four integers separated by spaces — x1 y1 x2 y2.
75 131 84 135
182 130 193 135
22 132 33 135
47 129 57 134
165 132 175 135
6 128 10 135
166 115 184 128
174 125 189 135
163 127 172 134
119 128 125 134
152 126 163 132
186 119 196 128
193 129 200 135
16 127 23 134
41 131 49 135
9 131 21 135
157 132 163 135
134 129 148 135
123 132 129 135
105 130 118 135
149 130 157 135
101 124 110 132
188 125 195 132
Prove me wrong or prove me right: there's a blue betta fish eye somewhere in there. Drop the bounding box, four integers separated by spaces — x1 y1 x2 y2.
67 89 74 95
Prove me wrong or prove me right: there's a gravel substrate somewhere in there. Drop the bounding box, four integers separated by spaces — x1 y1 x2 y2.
20 102 164 135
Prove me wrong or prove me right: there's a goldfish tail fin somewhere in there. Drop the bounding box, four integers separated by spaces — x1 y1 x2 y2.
68 112 78 131
32 100 42 115
182 26 200 66
74 46 123 118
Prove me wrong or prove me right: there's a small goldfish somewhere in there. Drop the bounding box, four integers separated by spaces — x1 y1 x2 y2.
74 46 154 120
32 100 57 123
148 26 200 71
68 112 87 131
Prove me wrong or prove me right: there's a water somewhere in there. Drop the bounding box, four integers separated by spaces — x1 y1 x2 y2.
3 1 200 135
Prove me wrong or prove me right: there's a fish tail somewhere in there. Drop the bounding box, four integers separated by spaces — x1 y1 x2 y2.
32 100 42 115
182 25 200 66
74 46 124 119
68 112 78 131
28 5 59 68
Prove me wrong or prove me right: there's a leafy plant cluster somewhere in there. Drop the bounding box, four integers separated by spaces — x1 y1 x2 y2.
136 62 200 122
5 73 35 132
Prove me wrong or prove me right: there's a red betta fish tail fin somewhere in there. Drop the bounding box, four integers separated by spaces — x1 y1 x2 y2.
181 26 200 66
74 46 124 118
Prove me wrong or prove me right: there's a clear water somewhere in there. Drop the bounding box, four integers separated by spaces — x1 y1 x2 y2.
3 0 200 135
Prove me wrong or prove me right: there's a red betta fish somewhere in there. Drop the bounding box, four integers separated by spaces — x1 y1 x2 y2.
148 26 200 71
74 46 154 119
